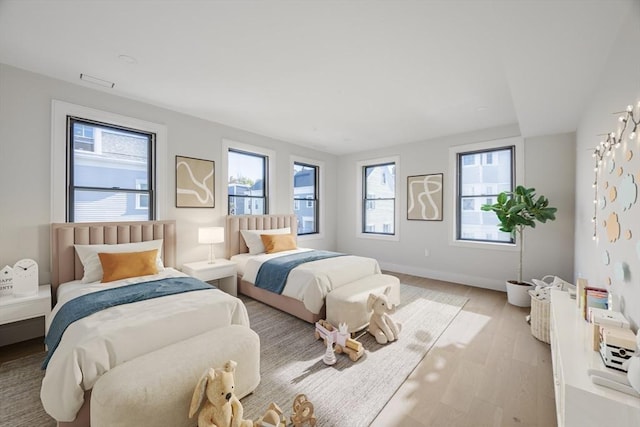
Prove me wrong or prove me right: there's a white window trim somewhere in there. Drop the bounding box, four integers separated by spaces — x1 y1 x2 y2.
222 139 276 215
448 136 524 251
51 100 167 222
356 155 400 241
290 155 324 241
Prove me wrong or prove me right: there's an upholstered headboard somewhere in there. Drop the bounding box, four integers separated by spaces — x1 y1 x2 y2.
225 214 297 258
51 220 177 293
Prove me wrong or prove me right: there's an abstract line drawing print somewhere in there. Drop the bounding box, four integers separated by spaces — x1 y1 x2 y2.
407 173 443 221
175 156 215 208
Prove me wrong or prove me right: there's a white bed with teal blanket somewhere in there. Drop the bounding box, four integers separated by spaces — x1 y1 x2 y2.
226 214 381 323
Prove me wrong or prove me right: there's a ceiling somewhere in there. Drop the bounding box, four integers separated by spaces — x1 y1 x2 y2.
0 0 634 155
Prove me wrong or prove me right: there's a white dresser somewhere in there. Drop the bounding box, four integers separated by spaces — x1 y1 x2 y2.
550 289 640 426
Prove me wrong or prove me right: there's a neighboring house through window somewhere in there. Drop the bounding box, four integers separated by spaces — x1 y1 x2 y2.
67 117 155 222
451 137 523 245
51 100 167 223
358 157 399 238
293 161 319 235
227 148 268 215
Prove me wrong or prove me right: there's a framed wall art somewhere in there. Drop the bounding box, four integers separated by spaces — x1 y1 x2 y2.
407 173 443 221
175 155 215 208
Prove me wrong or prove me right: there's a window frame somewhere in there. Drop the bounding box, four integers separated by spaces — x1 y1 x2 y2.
356 156 400 241
456 145 514 244
66 117 156 222
290 156 324 239
51 100 167 223
292 160 319 236
222 139 275 216
448 137 523 250
227 148 269 215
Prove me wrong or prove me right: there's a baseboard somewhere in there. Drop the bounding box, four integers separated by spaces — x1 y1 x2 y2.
378 261 507 293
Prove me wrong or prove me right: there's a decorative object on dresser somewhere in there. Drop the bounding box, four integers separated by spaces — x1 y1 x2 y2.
175 155 215 208
0 265 13 296
481 186 557 307
549 289 640 426
12 258 39 297
198 226 225 263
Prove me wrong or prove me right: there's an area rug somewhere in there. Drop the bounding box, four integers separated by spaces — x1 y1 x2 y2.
240 283 467 426
0 283 466 427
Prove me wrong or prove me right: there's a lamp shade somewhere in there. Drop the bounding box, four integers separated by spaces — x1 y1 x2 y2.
198 227 225 244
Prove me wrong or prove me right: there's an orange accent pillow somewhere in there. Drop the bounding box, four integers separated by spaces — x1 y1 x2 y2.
98 249 159 283
260 234 297 254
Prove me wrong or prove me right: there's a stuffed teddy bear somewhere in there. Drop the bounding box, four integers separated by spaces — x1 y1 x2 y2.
189 360 253 427
367 286 402 344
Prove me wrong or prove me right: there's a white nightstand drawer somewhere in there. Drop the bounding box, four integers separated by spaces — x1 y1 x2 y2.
0 284 52 326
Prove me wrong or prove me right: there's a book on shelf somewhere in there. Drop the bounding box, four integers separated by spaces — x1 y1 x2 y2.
581 286 608 321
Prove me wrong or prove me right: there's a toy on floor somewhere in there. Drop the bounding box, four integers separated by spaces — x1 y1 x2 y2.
290 394 316 427
367 286 402 344
322 333 337 365
253 402 286 427
314 319 364 362
189 360 253 427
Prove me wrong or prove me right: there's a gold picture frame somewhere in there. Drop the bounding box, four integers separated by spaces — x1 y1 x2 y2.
407 173 443 221
175 155 215 208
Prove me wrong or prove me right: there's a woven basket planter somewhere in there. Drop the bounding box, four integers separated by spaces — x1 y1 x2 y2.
530 296 551 344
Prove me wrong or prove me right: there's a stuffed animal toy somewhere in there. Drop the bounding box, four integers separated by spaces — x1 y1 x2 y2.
367 286 402 344
189 360 253 427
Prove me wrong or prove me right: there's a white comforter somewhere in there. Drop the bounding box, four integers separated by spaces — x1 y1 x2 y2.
40 268 249 422
236 248 381 313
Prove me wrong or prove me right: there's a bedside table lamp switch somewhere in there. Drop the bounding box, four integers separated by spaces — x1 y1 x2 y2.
198 227 225 264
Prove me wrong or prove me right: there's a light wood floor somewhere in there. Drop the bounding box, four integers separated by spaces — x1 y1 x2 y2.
0 272 557 426
373 272 557 427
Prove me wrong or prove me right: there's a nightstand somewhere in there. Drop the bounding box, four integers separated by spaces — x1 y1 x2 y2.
182 259 237 296
0 284 52 335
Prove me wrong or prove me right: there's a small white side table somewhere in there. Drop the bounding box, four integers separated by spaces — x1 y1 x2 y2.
0 284 52 337
182 259 237 296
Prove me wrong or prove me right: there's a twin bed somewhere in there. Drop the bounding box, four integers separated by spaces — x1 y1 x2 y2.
225 214 381 323
43 215 381 426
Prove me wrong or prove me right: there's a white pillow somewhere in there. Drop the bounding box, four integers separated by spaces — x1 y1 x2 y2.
240 227 291 255
75 239 165 283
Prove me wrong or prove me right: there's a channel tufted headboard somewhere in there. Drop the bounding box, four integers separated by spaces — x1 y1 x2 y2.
225 214 297 258
51 220 176 295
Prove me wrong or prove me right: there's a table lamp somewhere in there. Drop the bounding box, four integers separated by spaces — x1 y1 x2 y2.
198 227 225 263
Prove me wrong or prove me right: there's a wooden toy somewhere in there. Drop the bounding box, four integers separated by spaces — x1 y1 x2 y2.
314 320 364 362
290 394 316 427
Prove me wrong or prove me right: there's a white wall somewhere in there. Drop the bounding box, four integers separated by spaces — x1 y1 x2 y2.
0 64 337 343
336 125 576 291
575 2 640 329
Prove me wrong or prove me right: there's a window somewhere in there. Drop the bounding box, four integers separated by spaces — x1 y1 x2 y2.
67 117 155 222
293 162 319 235
294 200 300 210
135 180 149 209
456 146 514 243
73 124 95 151
362 161 396 235
227 149 268 215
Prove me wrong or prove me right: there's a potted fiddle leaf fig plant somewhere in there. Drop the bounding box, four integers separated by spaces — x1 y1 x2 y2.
481 186 557 307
